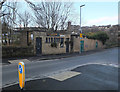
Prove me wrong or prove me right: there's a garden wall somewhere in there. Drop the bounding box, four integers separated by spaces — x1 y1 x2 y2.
2 46 34 58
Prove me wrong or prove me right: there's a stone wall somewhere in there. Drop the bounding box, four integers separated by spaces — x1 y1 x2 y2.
33 31 71 55
20 31 28 46
42 37 66 54
83 38 103 51
2 46 34 58
72 36 80 53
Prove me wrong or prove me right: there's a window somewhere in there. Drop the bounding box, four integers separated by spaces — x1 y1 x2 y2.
46 38 48 43
31 34 34 40
49 38 50 43
51 38 53 43
60 38 64 48
54 38 56 42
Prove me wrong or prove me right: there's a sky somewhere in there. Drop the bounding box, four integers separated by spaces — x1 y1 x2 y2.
15 0 118 27
70 2 118 26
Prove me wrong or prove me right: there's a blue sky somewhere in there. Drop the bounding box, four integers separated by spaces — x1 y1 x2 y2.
17 1 118 27
71 2 118 26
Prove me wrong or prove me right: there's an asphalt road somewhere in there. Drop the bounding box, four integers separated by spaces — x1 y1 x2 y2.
2 64 118 90
2 47 119 89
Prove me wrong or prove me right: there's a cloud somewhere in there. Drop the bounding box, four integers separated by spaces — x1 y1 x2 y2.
86 16 118 26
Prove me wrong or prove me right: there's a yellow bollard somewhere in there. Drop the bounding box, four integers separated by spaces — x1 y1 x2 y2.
18 62 25 89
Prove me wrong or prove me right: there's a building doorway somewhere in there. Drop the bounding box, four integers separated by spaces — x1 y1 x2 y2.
66 38 69 53
80 40 84 53
36 37 42 54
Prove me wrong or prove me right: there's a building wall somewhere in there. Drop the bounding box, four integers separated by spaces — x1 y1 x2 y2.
33 31 103 55
20 31 28 46
72 36 80 53
42 36 66 54
83 38 103 51
33 31 71 55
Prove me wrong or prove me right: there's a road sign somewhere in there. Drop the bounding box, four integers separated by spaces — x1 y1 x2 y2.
18 62 25 89
80 33 82 38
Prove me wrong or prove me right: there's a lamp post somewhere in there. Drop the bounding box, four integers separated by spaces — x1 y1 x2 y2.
79 4 85 53
80 4 85 33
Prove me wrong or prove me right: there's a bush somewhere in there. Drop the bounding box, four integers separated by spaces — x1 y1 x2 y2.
51 42 57 48
86 31 109 45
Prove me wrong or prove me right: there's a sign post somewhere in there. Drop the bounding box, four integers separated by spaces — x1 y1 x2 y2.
18 62 25 90
80 33 82 53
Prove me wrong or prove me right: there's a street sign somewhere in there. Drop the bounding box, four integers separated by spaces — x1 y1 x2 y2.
80 33 82 38
18 62 25 89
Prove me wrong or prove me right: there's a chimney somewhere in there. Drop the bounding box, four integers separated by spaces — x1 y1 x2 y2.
67 21 71 31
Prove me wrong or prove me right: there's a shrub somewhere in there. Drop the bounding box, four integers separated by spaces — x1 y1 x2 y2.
86 31 109 45
51 42 57 48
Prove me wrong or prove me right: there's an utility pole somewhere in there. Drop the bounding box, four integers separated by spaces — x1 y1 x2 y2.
79 4 85 53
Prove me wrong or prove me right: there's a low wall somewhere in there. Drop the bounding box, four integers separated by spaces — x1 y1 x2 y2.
72 37 80 53
42 43 66 54
2 46 34 58
83 38 103 51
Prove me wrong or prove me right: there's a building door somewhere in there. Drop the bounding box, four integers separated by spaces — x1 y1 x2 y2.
96 41 98 48
70 36 73 52
36 37 42 54
80 40 84 53
66 38 69 53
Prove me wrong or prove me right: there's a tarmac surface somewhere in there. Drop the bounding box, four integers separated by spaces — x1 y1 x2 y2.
1 47 119 91
2 64 118 91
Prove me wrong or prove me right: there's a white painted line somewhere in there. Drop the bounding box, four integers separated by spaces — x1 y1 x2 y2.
47 71 81 81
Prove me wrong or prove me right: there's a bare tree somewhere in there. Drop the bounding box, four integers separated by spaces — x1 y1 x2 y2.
18 11 31 28
1 1 18 45
25 0 72 31
0 0 7 17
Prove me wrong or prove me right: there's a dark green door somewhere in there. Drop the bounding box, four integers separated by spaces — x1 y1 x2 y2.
96 41 98 48
80 40 84 53
36 37 42 54
66 38 69 53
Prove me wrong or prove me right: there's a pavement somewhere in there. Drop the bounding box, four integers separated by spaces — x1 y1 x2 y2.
2 64 118 91
1 47 119 91
2 48 106 64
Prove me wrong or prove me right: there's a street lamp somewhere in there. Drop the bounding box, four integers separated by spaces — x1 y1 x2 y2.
79 4 85 54
80 4 85 33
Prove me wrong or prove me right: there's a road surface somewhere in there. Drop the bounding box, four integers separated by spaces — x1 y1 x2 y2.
2 48 118 89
